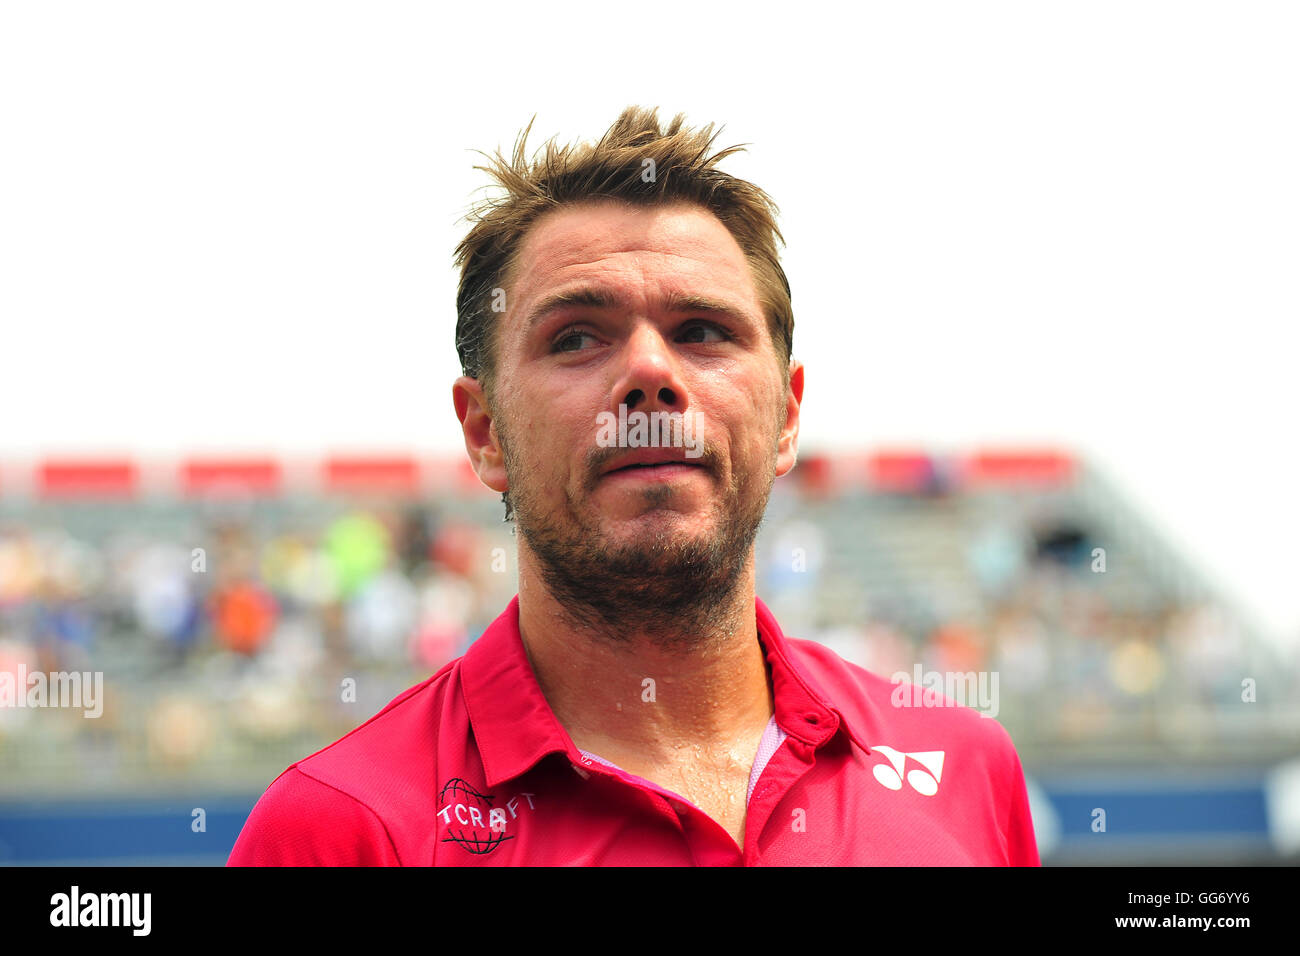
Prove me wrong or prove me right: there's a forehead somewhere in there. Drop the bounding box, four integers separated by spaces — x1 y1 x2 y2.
507 200 760 306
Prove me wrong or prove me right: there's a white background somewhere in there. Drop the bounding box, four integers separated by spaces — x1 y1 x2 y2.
2 2 1296 642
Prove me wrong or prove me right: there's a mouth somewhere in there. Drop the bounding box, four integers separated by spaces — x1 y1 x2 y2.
600 457 707 482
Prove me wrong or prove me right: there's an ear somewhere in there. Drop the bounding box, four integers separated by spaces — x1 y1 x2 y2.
453 376 509 494
774 359 804 478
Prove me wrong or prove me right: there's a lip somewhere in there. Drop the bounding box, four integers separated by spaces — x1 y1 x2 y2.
600 461 705 483
600 449 706 476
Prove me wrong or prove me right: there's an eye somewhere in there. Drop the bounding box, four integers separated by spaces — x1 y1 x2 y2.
678 321 730 344
553 328 598 353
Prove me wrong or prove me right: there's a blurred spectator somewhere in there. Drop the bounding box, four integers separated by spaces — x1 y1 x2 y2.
0 458 1293 792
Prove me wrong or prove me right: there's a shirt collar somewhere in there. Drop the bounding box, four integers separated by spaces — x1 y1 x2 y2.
460 594 869 789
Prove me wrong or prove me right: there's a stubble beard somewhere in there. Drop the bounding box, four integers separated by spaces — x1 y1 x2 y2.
501 427 774 652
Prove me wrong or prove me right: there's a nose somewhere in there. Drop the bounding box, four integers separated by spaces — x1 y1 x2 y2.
610 322 691 416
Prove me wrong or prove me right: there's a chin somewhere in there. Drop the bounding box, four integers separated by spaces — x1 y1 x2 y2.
599 506 717 540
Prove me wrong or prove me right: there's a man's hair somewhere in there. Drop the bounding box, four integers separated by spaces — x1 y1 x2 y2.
453 106 794 407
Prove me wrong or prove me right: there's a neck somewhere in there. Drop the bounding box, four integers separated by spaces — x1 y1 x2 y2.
515 543 774 764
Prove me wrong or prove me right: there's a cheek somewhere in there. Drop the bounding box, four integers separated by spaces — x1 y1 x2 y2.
726 382 783 447
508 396 600 481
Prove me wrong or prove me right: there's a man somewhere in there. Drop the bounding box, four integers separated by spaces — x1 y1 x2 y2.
228 107 1040 865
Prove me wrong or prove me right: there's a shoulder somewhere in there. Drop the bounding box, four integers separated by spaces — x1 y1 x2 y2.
294 661 459 794
227 659 464 866
226 765 400 865
783 634 1039 863
782 635 1023 773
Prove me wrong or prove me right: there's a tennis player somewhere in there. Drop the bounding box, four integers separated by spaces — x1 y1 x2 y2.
228 106 1039 865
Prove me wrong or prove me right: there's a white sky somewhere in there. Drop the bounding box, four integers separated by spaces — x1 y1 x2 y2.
2 1 1297 641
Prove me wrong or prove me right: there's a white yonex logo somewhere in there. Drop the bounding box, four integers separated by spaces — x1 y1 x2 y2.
869 746 945 796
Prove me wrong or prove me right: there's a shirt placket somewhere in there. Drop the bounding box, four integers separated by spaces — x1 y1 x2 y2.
740 714 835 865
569 755 746 865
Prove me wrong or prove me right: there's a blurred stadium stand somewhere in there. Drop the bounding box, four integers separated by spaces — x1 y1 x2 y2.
0 450 1297 865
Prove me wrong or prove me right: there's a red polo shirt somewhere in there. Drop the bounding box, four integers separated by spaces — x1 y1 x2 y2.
228 596 1039 865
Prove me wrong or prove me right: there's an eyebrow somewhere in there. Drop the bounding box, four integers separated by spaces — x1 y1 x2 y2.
522 287 752 334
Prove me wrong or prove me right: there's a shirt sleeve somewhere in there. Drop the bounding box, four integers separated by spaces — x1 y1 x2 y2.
227 767 402 866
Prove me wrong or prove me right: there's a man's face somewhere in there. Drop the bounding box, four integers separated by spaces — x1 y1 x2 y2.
455 199 802 640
